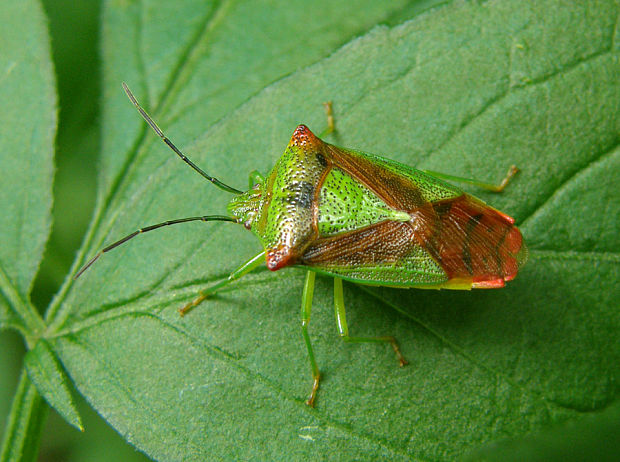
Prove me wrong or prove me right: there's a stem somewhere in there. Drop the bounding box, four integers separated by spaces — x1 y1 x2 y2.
0 267 45 347
0 368 48 462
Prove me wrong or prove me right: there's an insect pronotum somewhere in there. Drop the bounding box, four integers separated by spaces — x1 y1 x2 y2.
76 83 527 406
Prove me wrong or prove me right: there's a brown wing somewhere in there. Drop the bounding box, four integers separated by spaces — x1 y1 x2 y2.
324 144 461 210
301 220 449 286
301 194 526 288
319 143 526 287
426 194 527 288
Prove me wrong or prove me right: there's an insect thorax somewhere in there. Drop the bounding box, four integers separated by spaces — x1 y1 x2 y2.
229 125 414 271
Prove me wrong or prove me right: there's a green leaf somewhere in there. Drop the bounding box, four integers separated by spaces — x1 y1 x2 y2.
46 0 619 460
464 400 620 462
0 370 48 462
24 340 82 432
0 0 55 336
0 1 60 460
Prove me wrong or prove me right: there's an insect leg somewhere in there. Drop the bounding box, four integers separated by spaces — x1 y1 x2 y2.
248 170 265 189
422 165 519 192
318 101 335 138
179 250 266 316
334 278 408 367
301 270 320 407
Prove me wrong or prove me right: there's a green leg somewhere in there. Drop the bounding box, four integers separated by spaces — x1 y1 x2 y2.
318 101 335 138
422 165 519 192
248 170 264 189
300 271 321 407
179 251 266 316
334 278 408 366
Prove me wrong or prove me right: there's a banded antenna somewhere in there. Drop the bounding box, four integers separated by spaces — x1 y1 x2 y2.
122 82 242 194
75 84 243 279
74 215 237 279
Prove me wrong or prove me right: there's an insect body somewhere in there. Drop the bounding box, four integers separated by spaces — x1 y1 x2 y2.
230 124 526 288
78 84 527 406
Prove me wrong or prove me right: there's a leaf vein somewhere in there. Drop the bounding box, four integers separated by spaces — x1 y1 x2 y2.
520 140 620 227
0 260 44 341
529 249 620 263
429 47 614 167
354 285 598 416
46 1 233 329
56 334 177 441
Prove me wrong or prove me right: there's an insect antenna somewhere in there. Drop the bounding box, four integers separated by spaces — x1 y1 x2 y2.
122 82 243 194
74 215 237 279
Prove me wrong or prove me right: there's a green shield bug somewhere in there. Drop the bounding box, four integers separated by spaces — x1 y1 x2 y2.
77 83 527 406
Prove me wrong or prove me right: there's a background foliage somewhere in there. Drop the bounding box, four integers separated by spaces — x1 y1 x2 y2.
1 0 618 461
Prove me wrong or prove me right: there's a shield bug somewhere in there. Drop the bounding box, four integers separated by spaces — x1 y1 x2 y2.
77 83 528 406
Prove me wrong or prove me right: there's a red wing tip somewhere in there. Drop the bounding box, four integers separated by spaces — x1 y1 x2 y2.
496 209 516 224
472 278 506 289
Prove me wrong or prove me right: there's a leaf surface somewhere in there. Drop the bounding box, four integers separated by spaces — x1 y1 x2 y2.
0 0 55 335
0 1 57 457
25 340 82 431
48 1 619 460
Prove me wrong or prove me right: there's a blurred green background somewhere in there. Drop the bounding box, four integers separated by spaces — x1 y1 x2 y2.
0 0 150 460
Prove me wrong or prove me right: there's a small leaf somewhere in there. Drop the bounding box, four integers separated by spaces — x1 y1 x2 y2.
25 340 83 431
